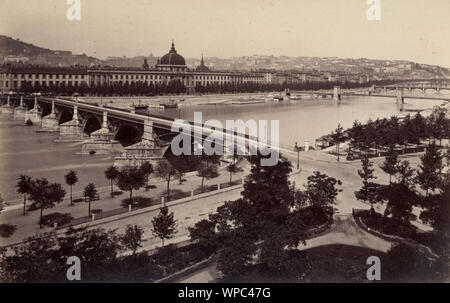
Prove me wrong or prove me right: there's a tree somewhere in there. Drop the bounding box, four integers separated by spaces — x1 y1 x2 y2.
355 155 379 210
196 161 219 192
188 219 217 251
412 112 428 143
29 179 66 228
383 183 418 224
121 224 144 256
305 171 342 212
348 120 364 152
395 160 416 187
212 155 310 278
104 165 119 196
427 106 448 145
64 170 78 206
384 243 439 282
0 232 59 282
417 144 443 196
419 178 450 256
16 175 32 215
226 155 244 183
155 160 177 200
380 145 399 184
151 206 177 246
0 228 123 282
117 165 146 203
175 169 185 185
331 123 345 161
139 162 153 189
169 154 193 185
83 183 98 216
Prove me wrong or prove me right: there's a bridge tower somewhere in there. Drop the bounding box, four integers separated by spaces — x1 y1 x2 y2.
333 86 341 101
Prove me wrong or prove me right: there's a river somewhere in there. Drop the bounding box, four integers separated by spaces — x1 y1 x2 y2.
0 93 447 202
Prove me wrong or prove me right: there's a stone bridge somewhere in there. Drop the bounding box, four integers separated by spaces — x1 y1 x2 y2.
0 95 277 167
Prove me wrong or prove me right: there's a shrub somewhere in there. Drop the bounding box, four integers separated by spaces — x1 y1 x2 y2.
0 224 17 238
121 196 154 208
157 189 190 202
25 118 33 126
39 212 73 227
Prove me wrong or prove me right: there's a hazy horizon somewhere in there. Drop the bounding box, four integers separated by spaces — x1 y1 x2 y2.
1 0 449 67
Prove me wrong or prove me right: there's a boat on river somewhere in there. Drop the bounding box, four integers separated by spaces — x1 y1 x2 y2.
159 99 178 109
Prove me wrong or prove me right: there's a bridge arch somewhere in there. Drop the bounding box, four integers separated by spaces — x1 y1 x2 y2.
40 103 52 117
424 88 438 93
82 114 102 135
58 109 73 124
114 123 143 147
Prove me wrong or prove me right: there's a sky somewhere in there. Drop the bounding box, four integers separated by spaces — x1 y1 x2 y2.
1 0 449 66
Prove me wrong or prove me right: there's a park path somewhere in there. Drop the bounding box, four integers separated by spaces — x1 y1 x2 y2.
299 215 392 252
175 214 393 283
0 164 248 247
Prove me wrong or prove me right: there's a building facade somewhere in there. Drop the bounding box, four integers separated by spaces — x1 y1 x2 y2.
0 42 266 94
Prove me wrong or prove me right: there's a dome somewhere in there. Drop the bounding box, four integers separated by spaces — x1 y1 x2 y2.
159 41 186 66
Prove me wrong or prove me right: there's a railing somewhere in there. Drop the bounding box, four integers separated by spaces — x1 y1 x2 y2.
56 178 244 230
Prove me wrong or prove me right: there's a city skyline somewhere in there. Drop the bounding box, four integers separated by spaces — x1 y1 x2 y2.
1 0 449 67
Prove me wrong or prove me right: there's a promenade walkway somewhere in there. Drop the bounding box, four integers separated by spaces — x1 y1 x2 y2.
0 164 248 247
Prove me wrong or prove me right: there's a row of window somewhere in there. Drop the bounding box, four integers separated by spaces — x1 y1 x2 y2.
9 80 87 88
11 74 86 80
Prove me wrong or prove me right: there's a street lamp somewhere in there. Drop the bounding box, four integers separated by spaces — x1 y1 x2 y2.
294 141 300 170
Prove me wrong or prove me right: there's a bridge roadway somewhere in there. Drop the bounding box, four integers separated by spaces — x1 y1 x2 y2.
40 97 288 153
42 96 174 127
289 90 450 102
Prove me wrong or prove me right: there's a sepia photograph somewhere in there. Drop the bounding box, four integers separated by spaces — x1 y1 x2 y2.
0 0 449 291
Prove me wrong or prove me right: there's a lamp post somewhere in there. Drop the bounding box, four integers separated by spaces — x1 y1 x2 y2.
294 142 300 170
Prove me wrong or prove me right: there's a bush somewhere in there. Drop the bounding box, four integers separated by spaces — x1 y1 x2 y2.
158 189 190 202
25 118 33 126
121 196 154 208
359 210 416 238
39 212 73 227
383 243 444 282
0 224 17 238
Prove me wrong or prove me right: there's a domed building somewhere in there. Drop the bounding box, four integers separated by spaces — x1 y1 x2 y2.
1 40 267 95
156 41 187 72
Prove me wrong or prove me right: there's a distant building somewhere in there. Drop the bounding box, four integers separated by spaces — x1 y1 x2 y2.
4 55 29 64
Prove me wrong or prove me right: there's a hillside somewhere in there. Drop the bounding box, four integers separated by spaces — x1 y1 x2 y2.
0 35 100 66
0 35 448 79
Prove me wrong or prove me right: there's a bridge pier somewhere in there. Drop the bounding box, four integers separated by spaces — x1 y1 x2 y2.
13 96 27 120
55 105 85 142
1 95 14 114
396 90 404 104
333 86 341 101
40 100 59 132
114 120 168 167
80 111 123 154
24 97 42 125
